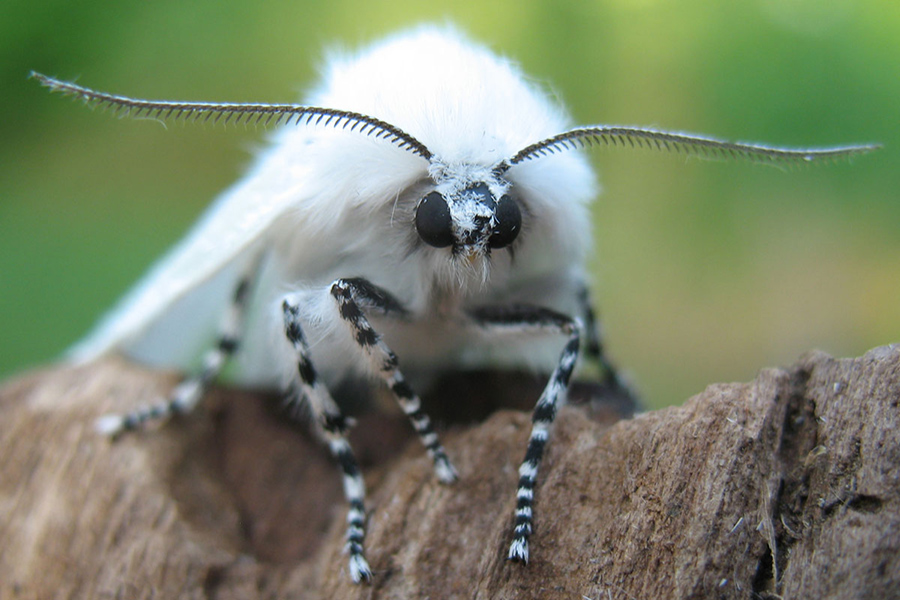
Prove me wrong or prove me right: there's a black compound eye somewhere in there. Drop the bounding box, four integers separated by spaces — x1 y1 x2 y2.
415 191 454 248
488 194 521 249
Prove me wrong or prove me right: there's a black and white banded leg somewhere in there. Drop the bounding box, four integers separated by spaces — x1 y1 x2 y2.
578 285 636 402
282 300 372 583
330 277 458 483
466 305 581 564
95 279 251 436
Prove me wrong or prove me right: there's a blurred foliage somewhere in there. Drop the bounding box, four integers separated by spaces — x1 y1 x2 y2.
1 0 897 408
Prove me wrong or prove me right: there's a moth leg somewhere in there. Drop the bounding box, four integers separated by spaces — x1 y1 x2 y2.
578 285 638 402
282 299 372 584
330 277 458 483
466 305 581 564
95 279 251 436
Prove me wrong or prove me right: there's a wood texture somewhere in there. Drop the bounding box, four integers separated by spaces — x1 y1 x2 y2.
1 346 898 599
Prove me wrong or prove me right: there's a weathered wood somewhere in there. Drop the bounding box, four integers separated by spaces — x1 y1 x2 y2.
1 346 898 599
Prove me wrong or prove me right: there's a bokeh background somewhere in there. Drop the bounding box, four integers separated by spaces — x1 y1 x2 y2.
2 0 897 409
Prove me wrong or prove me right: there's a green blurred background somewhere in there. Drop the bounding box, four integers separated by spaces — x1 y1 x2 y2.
2 0 897 409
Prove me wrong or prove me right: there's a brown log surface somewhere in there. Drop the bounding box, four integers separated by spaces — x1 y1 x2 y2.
1 346 898 599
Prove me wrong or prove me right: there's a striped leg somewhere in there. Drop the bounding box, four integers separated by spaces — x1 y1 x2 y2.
330 278 458 483
95 279 251 437
466 305 581 564
578 285 637 402
282 300 372 583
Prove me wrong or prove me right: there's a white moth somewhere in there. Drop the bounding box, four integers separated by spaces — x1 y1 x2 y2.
35 26 877 583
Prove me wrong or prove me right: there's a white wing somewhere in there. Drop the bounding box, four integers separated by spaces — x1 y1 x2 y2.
69 138 315 366
70 116 430 380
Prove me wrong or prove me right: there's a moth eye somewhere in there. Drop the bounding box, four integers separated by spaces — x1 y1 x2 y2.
488 194 521 249
416 191 454 248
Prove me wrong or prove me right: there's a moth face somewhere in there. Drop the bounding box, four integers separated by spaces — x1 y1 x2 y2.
414 180 521 258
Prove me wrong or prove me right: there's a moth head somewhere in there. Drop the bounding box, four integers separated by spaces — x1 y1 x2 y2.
415 162 521 260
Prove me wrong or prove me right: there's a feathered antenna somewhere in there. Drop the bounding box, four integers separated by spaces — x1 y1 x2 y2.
34 73 879 171
498 126 880 172
31 72 433 160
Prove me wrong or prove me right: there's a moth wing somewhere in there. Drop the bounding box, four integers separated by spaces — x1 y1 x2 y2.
69 145 312 372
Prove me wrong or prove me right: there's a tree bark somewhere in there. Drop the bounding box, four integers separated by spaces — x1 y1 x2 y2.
1 346 898 599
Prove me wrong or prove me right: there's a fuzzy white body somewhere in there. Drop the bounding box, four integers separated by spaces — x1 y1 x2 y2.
71 27 597 397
